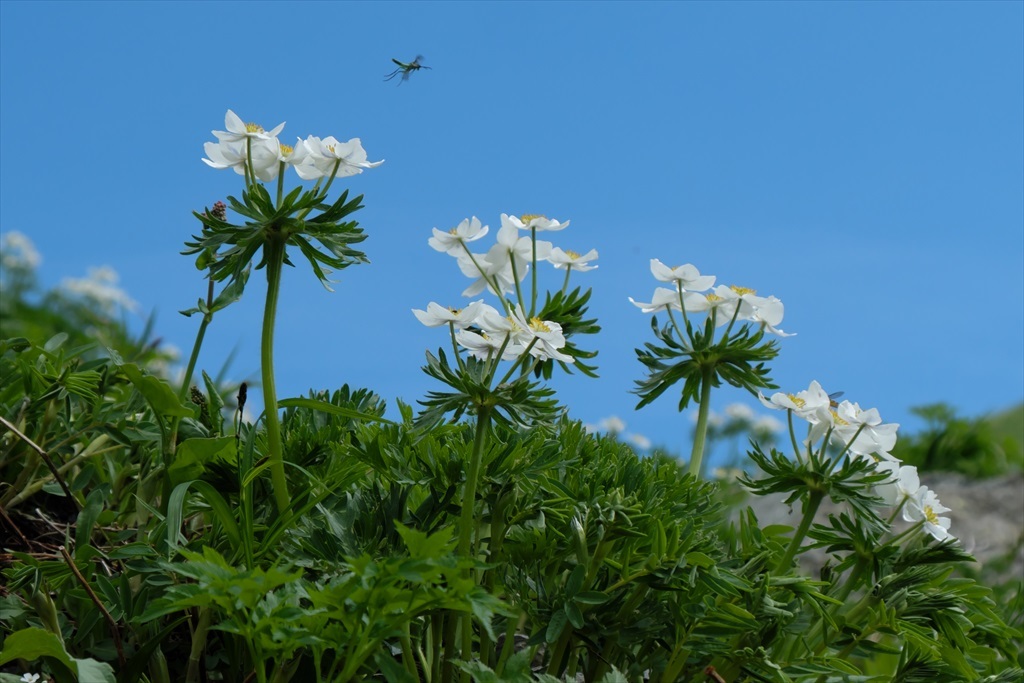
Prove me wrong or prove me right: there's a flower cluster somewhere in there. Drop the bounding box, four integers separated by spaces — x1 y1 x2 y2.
202 110 382 183
428 214 596 298
414 300 573 363
630 259 792 336
759 380 953 541
416 213 598 367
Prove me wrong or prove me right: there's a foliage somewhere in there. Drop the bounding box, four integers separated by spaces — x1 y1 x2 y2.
893 403 1024 478
1 115 1021 683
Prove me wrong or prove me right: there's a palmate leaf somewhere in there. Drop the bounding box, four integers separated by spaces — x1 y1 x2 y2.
533 286 601 378
415 349 560 430
183 185 368 291
634 315 779 411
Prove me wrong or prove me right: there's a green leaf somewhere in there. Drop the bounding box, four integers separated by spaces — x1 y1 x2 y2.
119 363 193 418
565 600 585 629
0 627 114 682
166 480 242 557
168 436 236 485
75 487 106 549
278 396 396 426
546 607 568 643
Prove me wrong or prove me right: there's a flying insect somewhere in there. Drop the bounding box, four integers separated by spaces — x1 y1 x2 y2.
385 55 431 84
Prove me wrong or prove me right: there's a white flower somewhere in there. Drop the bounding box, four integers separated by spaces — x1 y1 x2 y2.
456 251 517 297
747 294 794 337
649 260 716 291
758 380 831 420
520 314 574 364
412 301 485 328
629 287 682 313
428 217 490 255
21 674 41 683
211 109 285 143
455 329 522 361
506 213 570 232
295 135 383 180
548 247 598 272
904 487 954 542
203 137 282 181
875 462 923 507
830 401 899 457
459 219 550 296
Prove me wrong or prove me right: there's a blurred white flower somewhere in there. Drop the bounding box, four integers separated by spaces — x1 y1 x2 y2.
626 432 652 449
1 231 41 270
60 266 138 315
21 674 41 683
599 416 627 433
752 415 784 434
724 403 755 422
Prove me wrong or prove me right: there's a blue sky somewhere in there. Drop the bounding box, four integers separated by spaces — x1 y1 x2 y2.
2 1 1021 457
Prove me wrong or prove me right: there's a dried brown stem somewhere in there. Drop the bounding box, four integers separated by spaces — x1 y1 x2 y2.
59 546 126 667
0 415 80 510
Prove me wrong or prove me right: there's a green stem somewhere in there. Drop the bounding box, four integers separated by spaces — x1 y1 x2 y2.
179 280 215 401
560 265 572 295
457 406 493 666
261 235 290 514
688 366 715 478
775 490 824 572
530 226 537 316
186 607 212 683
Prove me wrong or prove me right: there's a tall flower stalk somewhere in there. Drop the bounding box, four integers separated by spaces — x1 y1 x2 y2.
632 261 787 477
186 110 379 513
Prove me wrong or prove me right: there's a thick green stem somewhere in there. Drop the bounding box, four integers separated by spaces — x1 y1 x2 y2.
261 235 290 514
688 366 715 478
457 406 493 671
186 607 212 683
775 490 824 572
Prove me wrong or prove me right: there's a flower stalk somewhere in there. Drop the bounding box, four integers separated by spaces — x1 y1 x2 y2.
688 366 715 478
260 233 290 514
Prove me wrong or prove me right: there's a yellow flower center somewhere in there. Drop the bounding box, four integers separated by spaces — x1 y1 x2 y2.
448 307 461 315
245 122 265 134
730 285 756 296
923 505 940 525
564 249 581 260
830 410 850 426
279 143 294 156
786 394 806 408
706 293 722 303
530 317 551 333
520 213 545 223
